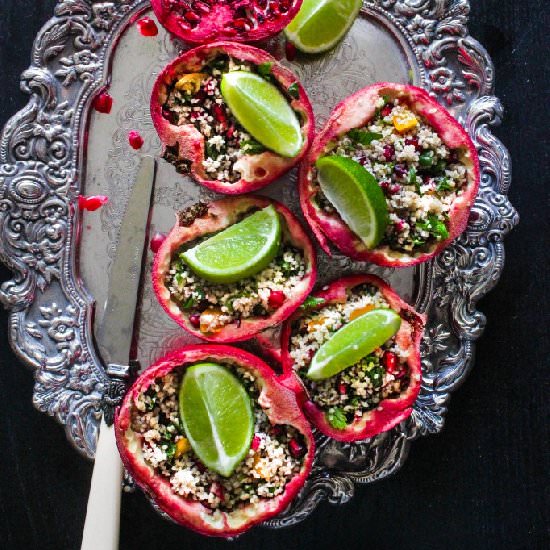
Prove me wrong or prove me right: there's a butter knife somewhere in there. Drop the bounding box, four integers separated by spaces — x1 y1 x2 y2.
81 155 156 550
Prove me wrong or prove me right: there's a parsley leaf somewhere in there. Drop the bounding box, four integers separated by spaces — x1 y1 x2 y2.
416 215 449 240
288 82 299 99
327 407 348 430
300 296 326 310
348 129 383 145
257 62 273 78
240 139 266 154
436 177 453 192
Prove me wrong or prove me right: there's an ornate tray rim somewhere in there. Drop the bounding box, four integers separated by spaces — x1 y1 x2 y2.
0 0 518 530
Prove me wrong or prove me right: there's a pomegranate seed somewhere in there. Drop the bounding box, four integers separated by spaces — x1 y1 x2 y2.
379 181 390 192
251 434 261 451
211 482 225 500
383 351 398 373
212 104 227 127
285 41 297 61
226 126 235 139
394 164 407 178
449 149 459 163
93 92 113 114
289 438 306 458
268 290 285 309
149 231 166 253
128 130 144 150
383 145 395 161
389 184 401 194
381 104 392 117
137 17 158 36
405 137 421 151
394 219 406 232
271 425 283 437
184 10 201 23
195 461 206 473
338 382 347 395
189 313 201 328
78 195 108 212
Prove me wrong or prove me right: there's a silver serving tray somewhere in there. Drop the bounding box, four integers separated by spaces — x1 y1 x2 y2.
0 0 518 529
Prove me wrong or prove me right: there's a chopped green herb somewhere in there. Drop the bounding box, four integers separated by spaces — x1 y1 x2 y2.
437 177 453 192
382 94 391 104
432 159 447 175
205 142 220 160
411 236 425 247
257 62 273 78
165 441 176 459
327 407 348 430
240 139 266 154
408 68 414 83
348 129 383 145
288 82 299 98
300 296 326 310
419 150 435 167
417 215 449 240
408 166 421 193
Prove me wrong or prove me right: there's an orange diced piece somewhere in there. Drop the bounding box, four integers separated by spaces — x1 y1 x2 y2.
392 110 418 133
175 73 207 95
175 437 191 457
349 304 375 321
200 308 224 334
307 315 327 333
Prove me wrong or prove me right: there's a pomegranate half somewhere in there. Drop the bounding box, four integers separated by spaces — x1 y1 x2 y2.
151 42 314 194
300 82 480 267
151 0 303 45
153 195 317 342
279 274 426 442
115 344 315 537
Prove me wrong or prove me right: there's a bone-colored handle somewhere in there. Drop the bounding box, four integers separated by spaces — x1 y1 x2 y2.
81 420 123 550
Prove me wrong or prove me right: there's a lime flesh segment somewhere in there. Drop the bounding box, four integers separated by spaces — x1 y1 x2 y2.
179 363 254 477
285 0 362 54
316 155 389 249
182 205 281 284
221 71 303 158
307 309 402 381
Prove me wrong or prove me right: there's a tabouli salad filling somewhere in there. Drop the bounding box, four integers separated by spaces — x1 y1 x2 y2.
162 54 302 184
131 366 306 512
166 231 307 335
289 285 410 430
313 95 469 253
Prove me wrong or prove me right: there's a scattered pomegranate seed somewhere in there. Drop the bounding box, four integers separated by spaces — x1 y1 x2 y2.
394 219 406 232
93 92 113 114
251 434 261 451
189 313 201 328
149 231 166 253
137 17 158 36
449 149 459 163
271 425 283 437
338 382 347 395
405 137 421 151
78 195 108 212
212 103 227 127
394 164 407 178
289 438 306 458
379 181 390 192
226 125 235 139
128 130 144 150
381 104 393 117
383 145 395 161
268 290 285 309
389 183 401 194
285 41 297 61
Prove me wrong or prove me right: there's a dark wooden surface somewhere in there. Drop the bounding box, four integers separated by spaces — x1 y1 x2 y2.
0 1 548 549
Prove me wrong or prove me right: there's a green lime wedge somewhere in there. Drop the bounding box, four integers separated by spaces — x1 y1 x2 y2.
285 0 362 54
182 205 281 284
221 71 303 158
306 308 401 381
179 363 254 477
316 155 389 249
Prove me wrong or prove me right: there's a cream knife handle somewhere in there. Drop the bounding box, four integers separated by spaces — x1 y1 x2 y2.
81 420 123 550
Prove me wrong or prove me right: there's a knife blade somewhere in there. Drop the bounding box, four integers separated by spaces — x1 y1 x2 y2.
81 155 156 550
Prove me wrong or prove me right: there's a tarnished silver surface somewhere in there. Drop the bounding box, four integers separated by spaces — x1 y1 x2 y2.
0 0 518 529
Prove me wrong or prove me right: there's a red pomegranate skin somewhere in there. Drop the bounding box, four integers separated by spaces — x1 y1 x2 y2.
300 82 480 267
151 0 303 45
279 274 426 442
115 344 315 537
152 195 317 342
151 42 314 194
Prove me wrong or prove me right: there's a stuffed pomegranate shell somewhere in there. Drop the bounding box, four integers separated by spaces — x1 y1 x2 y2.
115 344 315 537
153 196 317 342
151 0 304 45
300 82 480 267
280 275 425 442
152 42 314 194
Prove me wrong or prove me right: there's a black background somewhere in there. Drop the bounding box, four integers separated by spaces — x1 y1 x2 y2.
0 1 548 549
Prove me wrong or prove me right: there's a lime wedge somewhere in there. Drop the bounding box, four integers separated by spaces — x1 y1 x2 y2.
316 155 389 249
179 363 254 477
285 0 362 54
306 309 401 380
182 205 281 284
221 71 303 158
